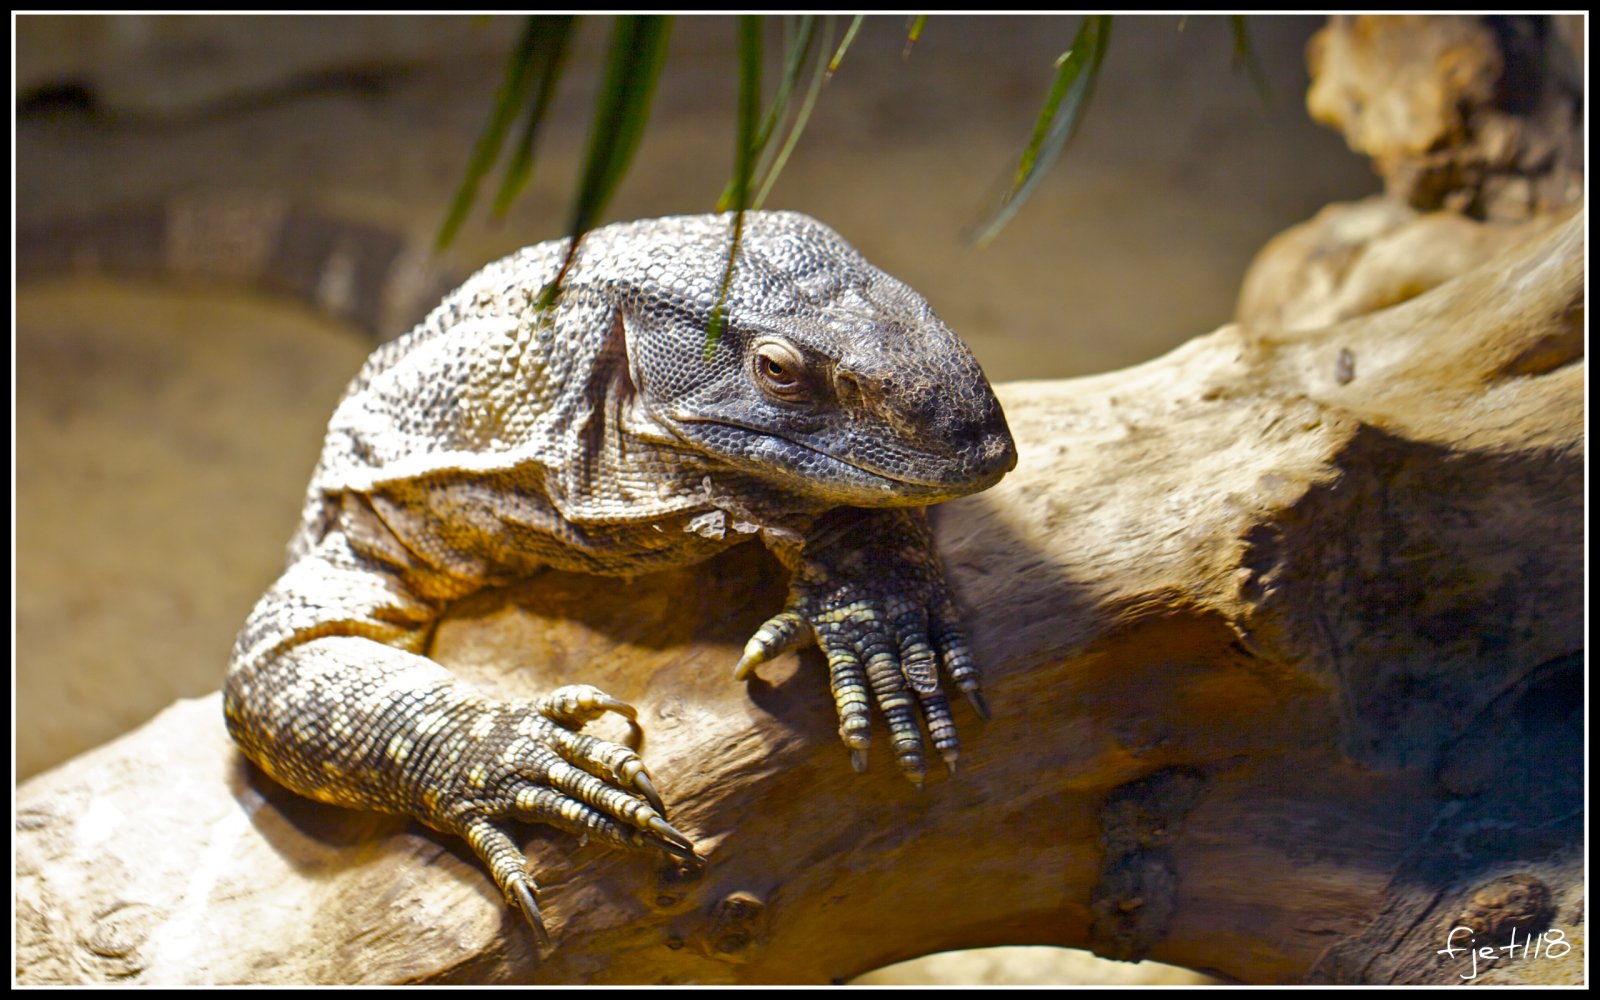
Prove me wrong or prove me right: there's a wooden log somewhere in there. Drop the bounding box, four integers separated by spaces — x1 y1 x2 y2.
15 214 1583 985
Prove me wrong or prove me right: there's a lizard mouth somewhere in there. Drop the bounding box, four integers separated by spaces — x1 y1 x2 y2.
669 416 999 504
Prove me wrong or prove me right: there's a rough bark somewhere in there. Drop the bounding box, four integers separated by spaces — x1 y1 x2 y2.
15 212 1582 985
1234 196 1569 332
1307 15 1584 221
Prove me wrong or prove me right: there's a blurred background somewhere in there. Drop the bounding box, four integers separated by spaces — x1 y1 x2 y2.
15 14 1379 984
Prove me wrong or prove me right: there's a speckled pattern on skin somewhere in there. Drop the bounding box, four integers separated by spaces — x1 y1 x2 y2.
224 211 1016 946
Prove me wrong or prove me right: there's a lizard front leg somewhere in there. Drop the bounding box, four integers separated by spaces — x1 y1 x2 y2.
223 527 693 946
737 507 989 785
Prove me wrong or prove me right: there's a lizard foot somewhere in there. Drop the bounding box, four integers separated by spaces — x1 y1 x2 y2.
421 687 694 944
739 508 988 786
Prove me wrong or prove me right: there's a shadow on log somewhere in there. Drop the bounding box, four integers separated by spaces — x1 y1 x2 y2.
15 214 1583 985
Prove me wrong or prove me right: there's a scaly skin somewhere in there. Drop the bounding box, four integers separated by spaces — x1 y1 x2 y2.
224 211 1016 947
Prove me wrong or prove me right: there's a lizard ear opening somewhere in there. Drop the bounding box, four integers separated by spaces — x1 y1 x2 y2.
606 308 640 401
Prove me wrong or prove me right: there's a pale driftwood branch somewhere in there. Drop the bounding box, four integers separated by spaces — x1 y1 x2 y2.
16 215 1583 985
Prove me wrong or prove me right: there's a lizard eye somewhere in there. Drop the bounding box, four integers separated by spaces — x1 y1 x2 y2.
759 354 795 384
751 339 809 401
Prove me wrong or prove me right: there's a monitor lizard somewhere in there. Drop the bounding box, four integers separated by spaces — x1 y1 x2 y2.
222 210 1017 947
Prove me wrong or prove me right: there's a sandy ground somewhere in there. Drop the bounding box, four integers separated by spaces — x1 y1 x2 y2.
15 14 1376 984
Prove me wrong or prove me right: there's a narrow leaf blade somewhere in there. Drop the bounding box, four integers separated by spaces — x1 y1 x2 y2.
569 15 673 235
1231 15 1273 106
706 15 763 358
437 17 544 248
903 15 927 58
542 14 673 306
716 16 772 212
828 15 865 76
973 15 1112 247
718 16 817 211
755 17 832 209
492 15 576 217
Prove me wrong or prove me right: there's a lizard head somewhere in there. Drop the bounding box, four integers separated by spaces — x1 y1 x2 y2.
610 212 1017 507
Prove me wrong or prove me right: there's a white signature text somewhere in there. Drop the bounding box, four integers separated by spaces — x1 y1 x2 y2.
1436 925 1570 981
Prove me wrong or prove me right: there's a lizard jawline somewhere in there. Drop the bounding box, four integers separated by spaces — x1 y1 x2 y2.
670 416 969 503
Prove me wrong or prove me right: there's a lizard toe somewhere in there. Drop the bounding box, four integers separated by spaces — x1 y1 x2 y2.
813 605 874 764
931 601 990 721
861 639 929 787
894 605 960 773
459 815 551 948
519 724 695 857
813 597 929 785
542 720 670 816
538 683 640 727
734 609 809 680
506 783 694 860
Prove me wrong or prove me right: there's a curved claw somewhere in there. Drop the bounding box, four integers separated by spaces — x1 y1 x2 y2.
646 816 698 858
965 687 992 722
511 880 553 951
732 646 763 682
593 695 638 720
633 771 667 816
538 684 639 728
734 610 808 680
